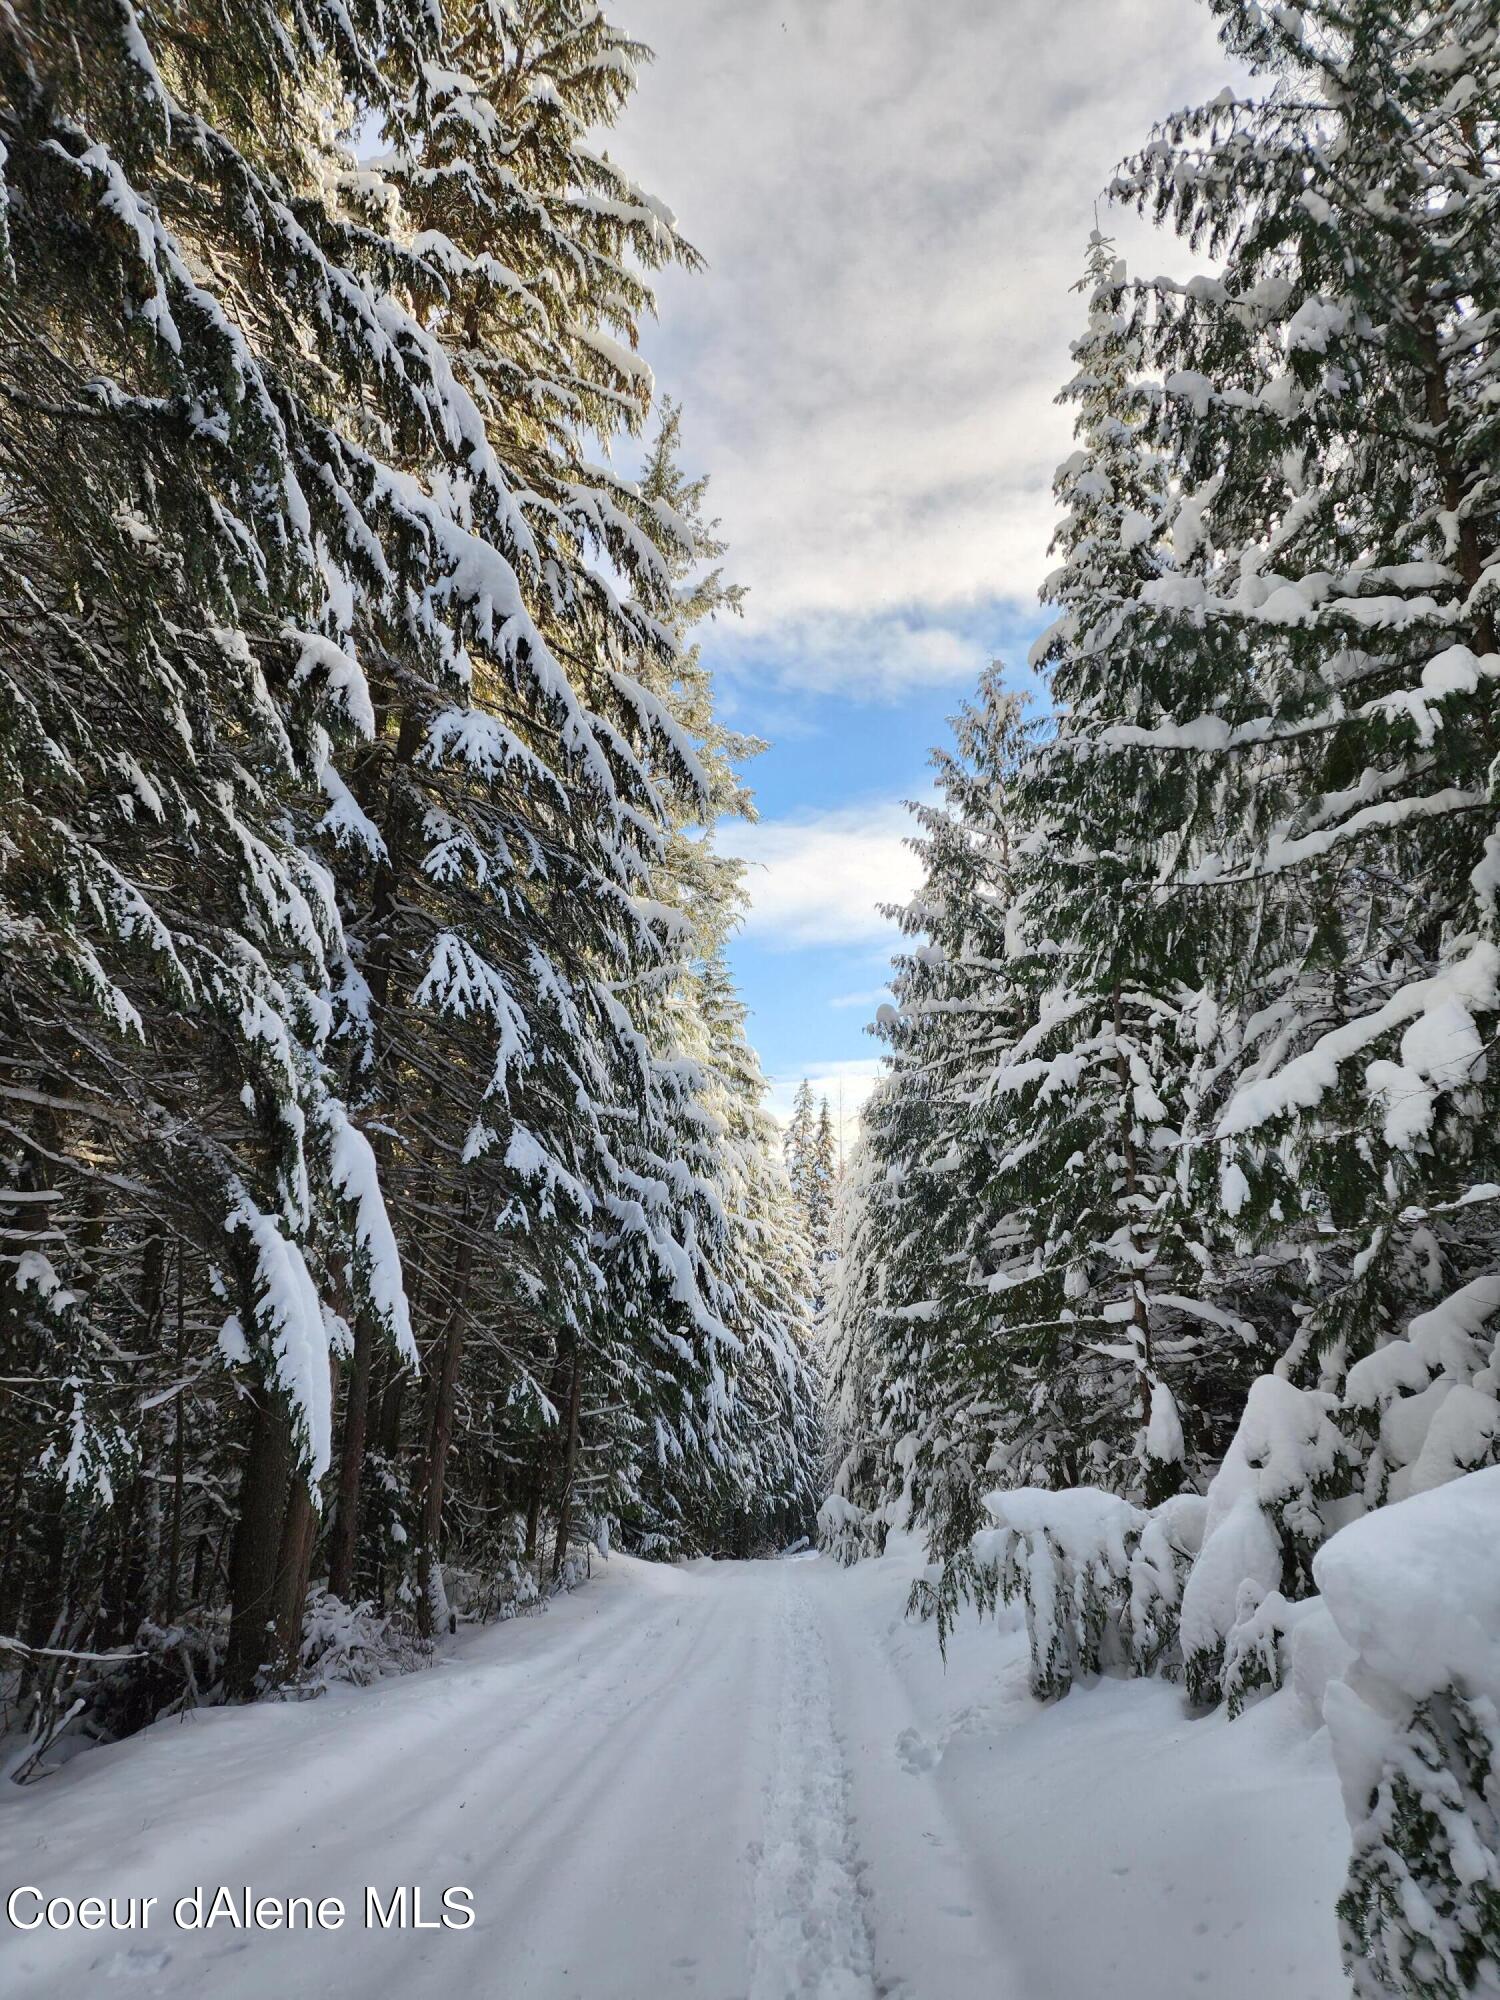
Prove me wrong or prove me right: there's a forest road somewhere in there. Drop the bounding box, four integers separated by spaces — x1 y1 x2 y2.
1 1550 1031 2000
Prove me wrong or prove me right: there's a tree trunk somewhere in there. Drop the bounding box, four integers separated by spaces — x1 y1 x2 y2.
325 705 422 1608
164 1247 186 1624
1411 297 1496 660
377 1362 409 1459
1111 982 1155 1429
0 1461 25 1638
413 1232 474 1638
18 1498 67 1704
225 1389 294 1698
4 1086 67 1686
551 1342 585 1583
272 1472 317 1680
523 1475 543 1565
327 1309 375 1603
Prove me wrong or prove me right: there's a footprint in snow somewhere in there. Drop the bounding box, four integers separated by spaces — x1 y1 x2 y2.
105 1947 173 1980
895 1726 940 1773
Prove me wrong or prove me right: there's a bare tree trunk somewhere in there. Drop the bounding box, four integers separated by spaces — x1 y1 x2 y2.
378 1363 409 1459
551 1342 585 1583
321 704 422 1610
413 1231 474 1639
5 1088 67 1692
135 1229 168 1627
272 1473 317 1680
225 1389 293 1697
164 1247 186 1624
523 1476 543 1565
18 1502 67 1704
327 1309 375 1603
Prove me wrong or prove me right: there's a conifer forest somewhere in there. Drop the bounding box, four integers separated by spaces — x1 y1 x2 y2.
2 3 1499 1998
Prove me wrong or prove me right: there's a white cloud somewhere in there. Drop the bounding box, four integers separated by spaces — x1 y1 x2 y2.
718 799 923 948
716 607 998 701
829 986 892 1012
609 0 1233 694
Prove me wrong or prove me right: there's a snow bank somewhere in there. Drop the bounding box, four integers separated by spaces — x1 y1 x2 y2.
1315 1465 1500 1713
823 1531 1347 2000
1288 1599 1356 1733
1315 1470 1500 1997
973 1485 1144 1698
971 1485 1204 1697
1179 1374 1356 1705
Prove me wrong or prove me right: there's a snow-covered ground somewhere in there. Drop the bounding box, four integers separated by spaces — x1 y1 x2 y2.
1 1537 1347 1999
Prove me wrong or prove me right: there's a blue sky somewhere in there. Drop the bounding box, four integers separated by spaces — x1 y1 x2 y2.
709 604 1047 1146
607 0 1235 1140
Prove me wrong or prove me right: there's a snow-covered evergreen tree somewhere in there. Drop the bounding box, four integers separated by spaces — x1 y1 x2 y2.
783 1078 838 1313
821 669 1037 1559
811 1099 838 1279
1318 1468 1500 2000
0 0 820 1739
999 231 1282 1505
827 7 1500 1790
1112 0 1500 1385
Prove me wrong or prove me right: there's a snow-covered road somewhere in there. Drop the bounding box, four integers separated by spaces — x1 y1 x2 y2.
1 1545 1346 2000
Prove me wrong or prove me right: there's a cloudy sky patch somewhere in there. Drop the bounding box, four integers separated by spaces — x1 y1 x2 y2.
609 0 1236 1121
717 798 925 950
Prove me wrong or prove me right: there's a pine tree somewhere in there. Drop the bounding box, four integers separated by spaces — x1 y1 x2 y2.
783 1077 836 1309
819 1128 894 1560
1111 0 1500 1389
822 669 1037 1558
0 0 821 1741
784 1079 818 1213
570 399 820 1562
1 0 440 1699
987 230 1292 1506
809 1098 838 1303
826 0 1500 1567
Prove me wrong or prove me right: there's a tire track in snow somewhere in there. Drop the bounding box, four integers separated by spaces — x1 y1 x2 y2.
3 1578 742 2000
748 1567 878 2000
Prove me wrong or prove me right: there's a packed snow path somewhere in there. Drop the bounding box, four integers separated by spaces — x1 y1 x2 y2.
2 1546 1345 1999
